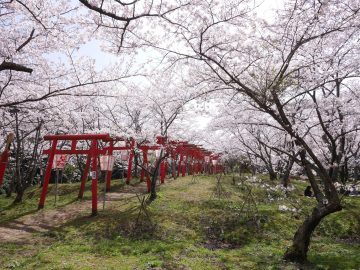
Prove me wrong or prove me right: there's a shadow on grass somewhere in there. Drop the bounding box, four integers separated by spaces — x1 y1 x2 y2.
0 178 143 224
308 252 360 270
0 197 79 225
43 200 156 243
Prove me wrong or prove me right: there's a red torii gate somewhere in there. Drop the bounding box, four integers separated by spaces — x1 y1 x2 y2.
38 134 169 215
37 133 222 216
167 140 211 178
186 145 206 176
38 134 111 215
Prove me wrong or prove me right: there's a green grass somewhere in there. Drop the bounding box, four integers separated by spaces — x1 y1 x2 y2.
0 179 129 224
0 175 359 269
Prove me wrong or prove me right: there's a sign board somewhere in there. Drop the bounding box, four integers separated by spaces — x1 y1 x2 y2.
99 155 115 171
52 154 68 169
120 151 129 161
155 149 161 158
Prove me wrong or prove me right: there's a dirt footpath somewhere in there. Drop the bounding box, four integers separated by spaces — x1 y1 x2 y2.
0 182 150 244
0 200 93 243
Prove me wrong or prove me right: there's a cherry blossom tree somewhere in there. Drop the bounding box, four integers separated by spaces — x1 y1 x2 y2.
152 0 360 262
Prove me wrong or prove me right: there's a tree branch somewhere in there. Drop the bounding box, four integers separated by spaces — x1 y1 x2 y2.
0 61 33 73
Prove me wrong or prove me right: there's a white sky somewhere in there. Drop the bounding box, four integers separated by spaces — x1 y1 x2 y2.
73 0 286 133
76 0 285 68
254 0 284 22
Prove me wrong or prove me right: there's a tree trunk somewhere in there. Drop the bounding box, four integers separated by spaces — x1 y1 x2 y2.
149 151 163 202
285 149 342 262
282 158 295 188
284 202 342 262
5 184 12 197
13 186 24 204
134 154 138 178
339 158 348 184
268 167 277 181
355 165 360 181
149 165 160 202
171 160 177 179
329 166 339 183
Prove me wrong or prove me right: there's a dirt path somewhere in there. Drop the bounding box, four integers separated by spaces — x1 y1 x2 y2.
0 182 150 244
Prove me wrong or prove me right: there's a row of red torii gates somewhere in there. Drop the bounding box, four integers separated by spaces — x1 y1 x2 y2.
0 133 223 215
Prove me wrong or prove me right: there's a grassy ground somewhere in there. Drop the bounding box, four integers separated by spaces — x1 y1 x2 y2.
0 175 359 270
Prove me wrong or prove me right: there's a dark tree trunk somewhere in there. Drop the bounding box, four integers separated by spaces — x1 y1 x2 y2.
339 158 348 184
284 202 342 262
149 151 163 202
149 165 160 202
76 155 84 180
171 160 177 179
355 165 360 181
282 158 295 188
250 164 256 176
329 166 339 183
134 154 138 178
268 167 277 181
13 185 24 204
13 111 23 204
284 150 342 262
5 184 12 197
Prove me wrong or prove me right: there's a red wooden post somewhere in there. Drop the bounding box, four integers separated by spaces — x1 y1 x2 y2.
105 141 114 192
71 140 77 150
126 140 135 184
91 139 98 216
78 154 92 199
146 177 151 193
0 151 9 187
160 161 165 184
165 161 168 179
38 139 58 209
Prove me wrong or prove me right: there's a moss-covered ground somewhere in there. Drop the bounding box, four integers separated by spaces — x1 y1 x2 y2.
0 175 359 269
